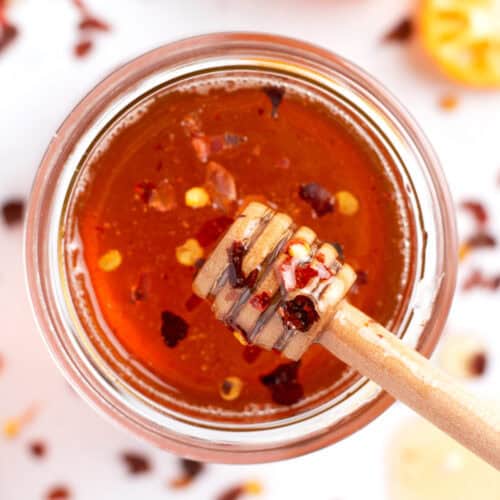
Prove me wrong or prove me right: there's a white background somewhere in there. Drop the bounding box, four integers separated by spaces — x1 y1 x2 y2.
1 1 499 499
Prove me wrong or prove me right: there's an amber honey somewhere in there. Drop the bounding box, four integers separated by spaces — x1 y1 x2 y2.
65 77 414 421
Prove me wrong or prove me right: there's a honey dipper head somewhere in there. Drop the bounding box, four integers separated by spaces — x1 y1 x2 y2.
193 202 357 361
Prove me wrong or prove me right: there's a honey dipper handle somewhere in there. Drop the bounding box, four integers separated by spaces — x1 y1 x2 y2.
319 300 500 470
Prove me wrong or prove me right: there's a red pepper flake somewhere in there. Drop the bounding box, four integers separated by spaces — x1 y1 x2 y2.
205 161 237 212
195 216 234 246
355 270 368 286
73 39 93 58
120 451 151 475
228 241 258 289
249 291 271 311
244 269 259 289
299 182 335 217
263 86 285 118
217 485 245 500
0 22 17 55
0 1 18 55
294 263 319 289
2 198 24 226
209 133 247 155
170 458 205 488
71 0 110 58
148 179 177 212
275 157 290 169
131 273 151 303
28 440 47 459
160 311 189 347
260 361 304 405
216 482 263 500
134 180 156 204
468 351 488 377
280 295 319 332
242 345 262 364
460 200 488 227
185 293 203 312
181 112 203 136
78 16 110 32
192 137 210 163
45 486 71 500
278 256 296 291
465 232 497 249
382 17 413 43
350 269 368 293
462 269 500 292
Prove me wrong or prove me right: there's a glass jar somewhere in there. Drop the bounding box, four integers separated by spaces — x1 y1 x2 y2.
24 33 457 463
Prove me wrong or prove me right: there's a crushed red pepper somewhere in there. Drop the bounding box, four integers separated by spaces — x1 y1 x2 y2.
134 181 156 204
465 232 497 250
299 182 335 217
2 198 24 226
46 486 71 500
281 295 319 332
28 440 47 459
170 458 205 488
260 361 304 405
249 291 271 312
294 263 319 289
71 0 110 58
130 272 151 302
242 345 262 364
228 241 259 289
462 269 500 292
74 40 93 58
120 451 151 475
460 200 488 227
355 270 368 285
0 0 18 55
160 311 189 347
351 269 368 294
382 17 413 43
263 86 285 118
468 352 488 377
217 485 246 500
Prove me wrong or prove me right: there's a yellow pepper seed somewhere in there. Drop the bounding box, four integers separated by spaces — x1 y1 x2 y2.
219 376 243 401
98 249 122 272
458 243 470 262
244 481 263 495
3 419 20 438
176 238 204 267
233 330 248 346
288 241 311 260
185 186 210 208
336 190 360 216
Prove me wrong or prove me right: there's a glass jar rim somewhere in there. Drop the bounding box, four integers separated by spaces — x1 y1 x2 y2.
24 32 457 463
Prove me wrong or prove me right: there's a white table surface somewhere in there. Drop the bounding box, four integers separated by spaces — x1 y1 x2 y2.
1 1 499 499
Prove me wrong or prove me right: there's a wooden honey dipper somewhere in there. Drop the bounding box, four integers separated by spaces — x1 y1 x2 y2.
193 202 500 469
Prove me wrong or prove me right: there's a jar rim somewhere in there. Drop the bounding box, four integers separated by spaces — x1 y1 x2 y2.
24 32 457 463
